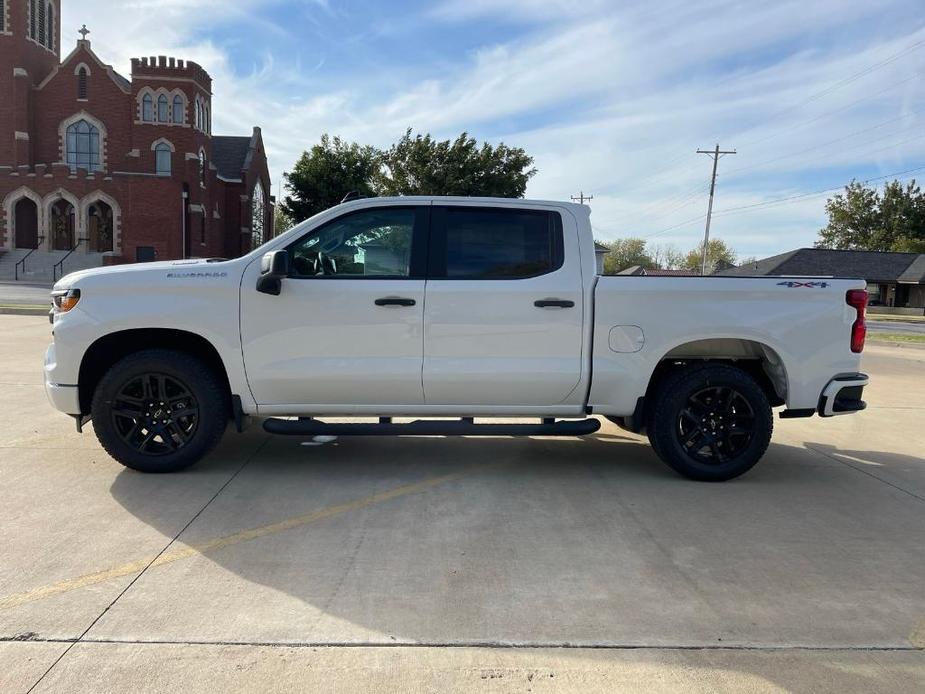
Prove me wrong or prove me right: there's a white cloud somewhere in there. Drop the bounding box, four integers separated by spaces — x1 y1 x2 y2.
62 0 925 258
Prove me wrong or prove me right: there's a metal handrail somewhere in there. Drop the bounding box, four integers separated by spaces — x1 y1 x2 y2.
53 238 87 282
14 236 46 281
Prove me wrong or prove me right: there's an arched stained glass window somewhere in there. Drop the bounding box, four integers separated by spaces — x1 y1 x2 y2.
46 3 54 50
251 182 266 246
142 93 153 122
66 119 101 172
172 95 184 123
155 143 172 176
157 94 169 122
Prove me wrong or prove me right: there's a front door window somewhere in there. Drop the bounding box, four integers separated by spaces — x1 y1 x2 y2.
288 208 416 278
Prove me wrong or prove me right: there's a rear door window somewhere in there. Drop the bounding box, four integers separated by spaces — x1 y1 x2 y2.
429 207 563 279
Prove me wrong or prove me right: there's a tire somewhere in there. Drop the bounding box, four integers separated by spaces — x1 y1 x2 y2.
90 349 229 473
646 363 772 482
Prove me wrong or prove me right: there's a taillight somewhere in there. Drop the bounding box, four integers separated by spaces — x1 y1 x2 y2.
846 289 867 353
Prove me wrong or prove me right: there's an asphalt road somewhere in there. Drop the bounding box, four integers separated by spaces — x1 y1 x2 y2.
1 315 924 693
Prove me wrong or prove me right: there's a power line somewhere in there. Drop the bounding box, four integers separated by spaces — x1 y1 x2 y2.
570 191 593 205
641 163 925 240
726 107 925 177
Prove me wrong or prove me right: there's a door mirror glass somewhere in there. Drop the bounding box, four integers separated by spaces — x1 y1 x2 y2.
256 250 290 295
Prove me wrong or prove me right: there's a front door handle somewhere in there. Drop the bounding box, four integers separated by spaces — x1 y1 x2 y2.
375 297 416 307
534 299 575 308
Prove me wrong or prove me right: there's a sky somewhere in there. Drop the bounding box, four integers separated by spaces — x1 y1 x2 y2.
63 0 925 260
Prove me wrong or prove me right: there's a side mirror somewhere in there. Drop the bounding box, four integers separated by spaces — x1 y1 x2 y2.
256 250 290 296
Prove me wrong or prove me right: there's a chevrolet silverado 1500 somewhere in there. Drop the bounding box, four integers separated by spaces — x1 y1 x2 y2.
45 197 869 480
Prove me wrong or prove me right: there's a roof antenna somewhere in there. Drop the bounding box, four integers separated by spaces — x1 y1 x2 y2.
341 191 365 204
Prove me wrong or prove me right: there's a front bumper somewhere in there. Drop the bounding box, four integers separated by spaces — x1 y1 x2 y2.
45 342 82 415
45 381 81 415
818 373 868 417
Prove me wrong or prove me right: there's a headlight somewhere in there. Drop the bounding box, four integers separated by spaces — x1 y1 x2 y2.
51 288 81 313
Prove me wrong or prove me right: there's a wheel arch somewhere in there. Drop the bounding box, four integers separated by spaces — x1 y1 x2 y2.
78 328 232 415
647 337 789 409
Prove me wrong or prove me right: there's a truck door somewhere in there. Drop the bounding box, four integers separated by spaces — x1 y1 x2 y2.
422 205 584 407
240 205 429 408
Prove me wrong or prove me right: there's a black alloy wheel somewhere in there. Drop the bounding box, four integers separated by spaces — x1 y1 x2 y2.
110 372 200 455
676 385 755 464
91 349 228 473
646 363 773 481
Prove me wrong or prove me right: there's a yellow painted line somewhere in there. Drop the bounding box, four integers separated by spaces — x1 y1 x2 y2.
0 467 479 611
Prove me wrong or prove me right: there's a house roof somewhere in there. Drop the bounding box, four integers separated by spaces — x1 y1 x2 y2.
898 254 925 284
718 248 925 284
211 136 252 181
615 265 697 276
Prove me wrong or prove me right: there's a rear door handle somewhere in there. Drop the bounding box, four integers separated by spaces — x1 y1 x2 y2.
534 299 575 308
375 297 416 307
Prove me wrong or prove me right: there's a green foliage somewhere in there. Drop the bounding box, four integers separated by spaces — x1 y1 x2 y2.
681 238 737 274
816 179 925 253
282 134 379 222
598 237 653 275
375 129 537 197
282 130 538 223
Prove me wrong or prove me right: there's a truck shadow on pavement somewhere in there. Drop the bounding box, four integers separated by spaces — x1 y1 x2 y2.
100 427 925 666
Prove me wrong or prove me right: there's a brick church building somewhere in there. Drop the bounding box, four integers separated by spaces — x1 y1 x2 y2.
0 0 273 281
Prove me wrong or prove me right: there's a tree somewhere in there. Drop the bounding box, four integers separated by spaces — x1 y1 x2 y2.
649 242 684 270
375 129 536 197
682 238 737 275
598 238 653 275
282 134 380 222
816 179 925 253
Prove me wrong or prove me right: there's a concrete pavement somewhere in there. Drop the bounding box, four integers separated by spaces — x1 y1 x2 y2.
1 316 923 692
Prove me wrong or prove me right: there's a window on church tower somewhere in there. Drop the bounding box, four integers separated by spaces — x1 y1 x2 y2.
66 119 101 173
29 0 36 39
172 95 184 124
158 95 169 122
155 143 172 176
199 149 206 187
37 1 45 46
78 68 88 99
46 3 54 50
142 93 153 122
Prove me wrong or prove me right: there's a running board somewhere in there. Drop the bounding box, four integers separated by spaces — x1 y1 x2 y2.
262 417 601 437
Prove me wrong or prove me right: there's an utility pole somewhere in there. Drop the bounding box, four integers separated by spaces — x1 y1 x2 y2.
571 191 593 205
696 144 736 275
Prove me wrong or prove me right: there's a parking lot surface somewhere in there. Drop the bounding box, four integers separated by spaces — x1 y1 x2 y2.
1 314 924 692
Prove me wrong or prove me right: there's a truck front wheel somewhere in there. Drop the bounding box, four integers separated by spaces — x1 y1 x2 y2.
646 363 773 482
90 349 228 473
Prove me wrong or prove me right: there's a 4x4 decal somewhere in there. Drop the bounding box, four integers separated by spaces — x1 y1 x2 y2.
777 281 830 288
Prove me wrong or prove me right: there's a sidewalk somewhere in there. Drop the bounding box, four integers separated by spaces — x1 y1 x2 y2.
0 282 52 315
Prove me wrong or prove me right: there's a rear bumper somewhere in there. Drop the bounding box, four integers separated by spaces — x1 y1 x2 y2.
818 373 868 417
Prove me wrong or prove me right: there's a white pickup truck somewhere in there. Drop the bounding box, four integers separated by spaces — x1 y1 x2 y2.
45 196 869 481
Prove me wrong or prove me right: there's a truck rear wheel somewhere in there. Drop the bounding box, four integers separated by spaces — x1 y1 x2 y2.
646 363 772 482
90 349 228 473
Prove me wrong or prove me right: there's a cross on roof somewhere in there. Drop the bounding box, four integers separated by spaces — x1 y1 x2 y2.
78 25 90 40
